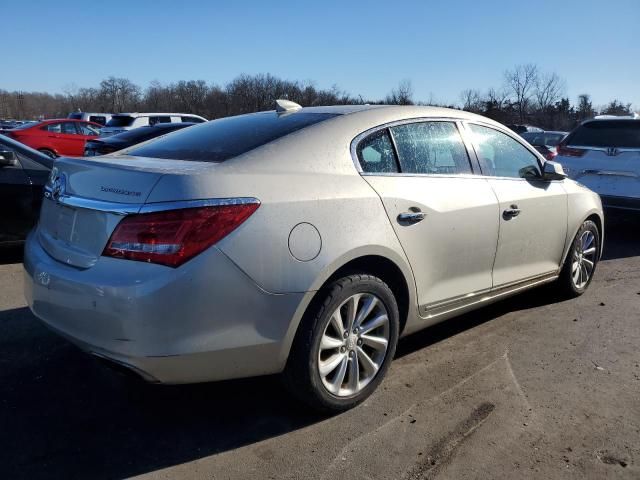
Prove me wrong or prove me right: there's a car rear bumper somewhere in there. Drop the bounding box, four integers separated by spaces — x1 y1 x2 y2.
23 231 305 383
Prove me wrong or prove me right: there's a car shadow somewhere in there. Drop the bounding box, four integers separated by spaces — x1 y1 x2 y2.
0 306 327 479
601 212 640 260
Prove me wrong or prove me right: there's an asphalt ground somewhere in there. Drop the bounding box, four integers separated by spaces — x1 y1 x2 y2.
1 213 638 479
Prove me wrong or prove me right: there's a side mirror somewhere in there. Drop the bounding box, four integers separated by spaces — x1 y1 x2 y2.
542 161 567 181
0 149 17 167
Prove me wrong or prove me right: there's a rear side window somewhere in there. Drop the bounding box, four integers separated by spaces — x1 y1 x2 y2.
149 116 172 126
357 130 398 173
62 123 78 134
106 116 135 127
128 111 339 162
390 122 472 174
567 121 640 148
89 116 107 125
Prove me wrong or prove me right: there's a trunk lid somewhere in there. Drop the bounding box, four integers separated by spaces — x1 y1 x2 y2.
37 156 212 268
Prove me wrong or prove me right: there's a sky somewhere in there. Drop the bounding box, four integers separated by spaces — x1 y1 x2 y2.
3 0 639 109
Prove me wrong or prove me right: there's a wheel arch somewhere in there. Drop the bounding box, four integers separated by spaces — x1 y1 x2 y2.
278 248 418 370
561 209 605 267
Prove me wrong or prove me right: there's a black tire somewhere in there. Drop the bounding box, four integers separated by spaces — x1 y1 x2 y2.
283 274 399 412
38 149 57 158
557 220 600 298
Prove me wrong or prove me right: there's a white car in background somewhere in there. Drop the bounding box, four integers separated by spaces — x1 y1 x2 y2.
100 112 207 137
67 112 113 126
556 115 640 212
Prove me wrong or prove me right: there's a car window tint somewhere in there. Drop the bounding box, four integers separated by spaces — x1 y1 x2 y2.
106 116 135 127
567 121 640 148
357 130 398 173
469 124 540 178
44 123 62 133
128 112 339 162
89 116 107 125
390 122 471 175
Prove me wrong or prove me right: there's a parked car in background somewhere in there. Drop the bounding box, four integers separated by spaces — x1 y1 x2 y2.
0 134 52 245
4 119 101 157
99 112 207 137
521 131 567 160
556 115 640 212
507 124 543 134
84 122 197 156
24 102 603 412
68 111 113 126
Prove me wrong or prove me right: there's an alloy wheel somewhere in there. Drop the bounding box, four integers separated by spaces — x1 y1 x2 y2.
571 230 597 289
317 293 390 397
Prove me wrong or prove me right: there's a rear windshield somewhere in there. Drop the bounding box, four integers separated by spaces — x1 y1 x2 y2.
106 116 135 127
568 121 640 148
127 111 338 162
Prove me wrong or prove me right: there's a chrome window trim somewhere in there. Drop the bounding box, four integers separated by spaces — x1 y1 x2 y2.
565 145 640 153
350 116 474 176
43 187 260 216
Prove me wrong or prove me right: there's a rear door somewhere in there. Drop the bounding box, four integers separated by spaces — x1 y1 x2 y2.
466 123 568 287
359 120 499 311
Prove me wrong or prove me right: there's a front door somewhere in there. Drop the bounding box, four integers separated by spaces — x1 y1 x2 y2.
357 121 500 311
466 123 568 286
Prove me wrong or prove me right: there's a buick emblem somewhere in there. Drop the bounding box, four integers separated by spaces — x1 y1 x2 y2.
37 271 50 286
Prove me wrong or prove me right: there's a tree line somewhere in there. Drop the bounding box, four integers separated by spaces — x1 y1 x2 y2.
0 65 634 131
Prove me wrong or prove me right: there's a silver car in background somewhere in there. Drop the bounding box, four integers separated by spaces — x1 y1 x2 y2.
556 115 640 211
24 102 604 411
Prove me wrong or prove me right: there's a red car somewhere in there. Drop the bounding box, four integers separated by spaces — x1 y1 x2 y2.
5 119 101 158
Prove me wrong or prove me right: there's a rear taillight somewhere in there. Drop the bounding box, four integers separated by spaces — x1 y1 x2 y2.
103 203 259 267
545 150 557 161
556 143 586 157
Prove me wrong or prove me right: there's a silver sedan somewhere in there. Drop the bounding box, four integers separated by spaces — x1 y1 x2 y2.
24 102 604 411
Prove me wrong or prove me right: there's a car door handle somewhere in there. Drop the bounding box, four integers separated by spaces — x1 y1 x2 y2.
397 211 426 224
503 205 521 219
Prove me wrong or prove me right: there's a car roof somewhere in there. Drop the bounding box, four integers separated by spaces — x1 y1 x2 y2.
583 114 640 125
291 104 508 129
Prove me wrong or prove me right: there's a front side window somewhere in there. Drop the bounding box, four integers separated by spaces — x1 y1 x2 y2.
390 122 471 175
78 124 100 135
468 124 540 178
357 130 398 173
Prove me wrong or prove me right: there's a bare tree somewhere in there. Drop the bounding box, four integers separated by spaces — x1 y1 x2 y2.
459 88 483 112
504 64 539 122
385 79 414 105
535 72 565 111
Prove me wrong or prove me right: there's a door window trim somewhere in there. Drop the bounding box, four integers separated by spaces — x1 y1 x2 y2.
350 117 479 176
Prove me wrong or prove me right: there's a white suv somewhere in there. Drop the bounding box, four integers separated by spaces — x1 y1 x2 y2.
556 114 640 212
99 113 207 137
